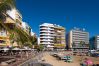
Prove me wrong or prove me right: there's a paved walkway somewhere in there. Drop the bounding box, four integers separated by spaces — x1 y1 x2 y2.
42 52 80 66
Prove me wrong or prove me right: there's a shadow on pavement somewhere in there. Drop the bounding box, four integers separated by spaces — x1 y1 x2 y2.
27 62 53 66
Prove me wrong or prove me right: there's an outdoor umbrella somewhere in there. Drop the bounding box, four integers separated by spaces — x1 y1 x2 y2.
84 59 93 66
13 47 20 50
3 47 9 52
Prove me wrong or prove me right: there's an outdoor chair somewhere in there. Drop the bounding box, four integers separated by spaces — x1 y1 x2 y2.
67 59 73 63
63 56 68 60
65 56 73 63
5 59 16 64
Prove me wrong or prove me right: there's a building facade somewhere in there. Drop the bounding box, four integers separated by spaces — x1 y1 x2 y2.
54 25 66 49
90 36 99 50
0 28 10 47
67 27 89 55
95 36 99 50
6 8 22 27
0 8 27 48
40 23 55 48
39 23 66 49
89 37 95 50
22 22 31 35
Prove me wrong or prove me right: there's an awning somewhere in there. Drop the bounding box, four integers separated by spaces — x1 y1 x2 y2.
13 47 20 50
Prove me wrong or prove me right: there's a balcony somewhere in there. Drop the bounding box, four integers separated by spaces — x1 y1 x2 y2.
5 17 15 24
15 10 22 23
40 30 54 33
40 39 53 41
0 33 8 39
15 19 22 29
0 40 7 47
40 33 52 36
40 28 48 30
40 42 54 44
40 36 54 39
0 43 7 47
40 31 49 32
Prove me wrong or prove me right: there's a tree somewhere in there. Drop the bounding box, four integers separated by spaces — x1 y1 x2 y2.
9 32 15 47
80 41 85 47
0 0 36 48
0 0 15 12
37 44 44 51
30 35 37 45
72 42 75 47
0 0 15 22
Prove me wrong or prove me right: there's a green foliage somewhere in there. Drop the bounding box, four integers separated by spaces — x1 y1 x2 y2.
0 0 15 12
0 0 38 48
9 33 14 40
80 41 85 45
37 44 44 51
30 36 37 45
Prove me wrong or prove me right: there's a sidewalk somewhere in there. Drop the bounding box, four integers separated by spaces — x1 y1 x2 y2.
42 52 80 66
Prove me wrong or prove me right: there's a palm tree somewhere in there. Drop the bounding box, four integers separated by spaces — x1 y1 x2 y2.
72 42 75 47
0 0 15 12
9 32 15 46
0 0 15 22
0 0 15 40
15 27 31 47
0 0 37 48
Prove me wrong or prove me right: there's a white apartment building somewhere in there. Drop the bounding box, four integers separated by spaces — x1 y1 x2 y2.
38 37 40 45
40 23 55 48
40 23 66 49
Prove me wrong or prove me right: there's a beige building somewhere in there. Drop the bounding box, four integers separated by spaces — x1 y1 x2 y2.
54 25 66 49
0 28 10 47
0 8 22 47
22 22 31 35
67 27 89 49
67 27 89 55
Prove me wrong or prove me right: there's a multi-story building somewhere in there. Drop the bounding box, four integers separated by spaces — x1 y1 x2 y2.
22 22 31 35
40 23 55 48
0 8 22 48
6 8 22 27
30 30 35 36
54 25 66 49
90 35 99 50
40 23 66 49
89 37 95 50
67 27 89 55
38 37 40 45
0 28 9 47
95 36 99 50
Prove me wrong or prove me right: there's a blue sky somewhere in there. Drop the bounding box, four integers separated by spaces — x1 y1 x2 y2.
16 0 99 37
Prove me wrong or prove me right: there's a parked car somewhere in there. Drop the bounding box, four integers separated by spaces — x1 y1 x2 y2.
91 53 99 57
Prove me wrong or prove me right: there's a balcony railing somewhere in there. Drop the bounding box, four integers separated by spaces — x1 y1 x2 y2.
40 36 54 38
5 17 15 23
40 42 54 44
40 39 53 41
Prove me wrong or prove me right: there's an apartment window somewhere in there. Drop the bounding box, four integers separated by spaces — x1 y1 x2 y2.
0 40 6 44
